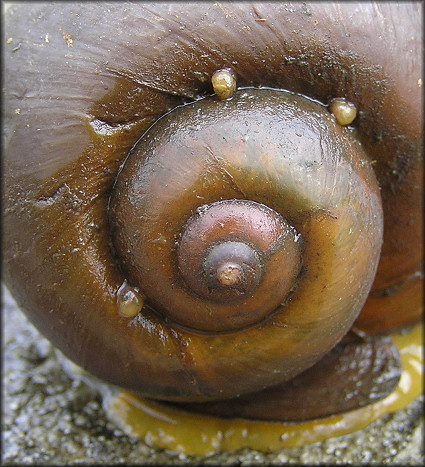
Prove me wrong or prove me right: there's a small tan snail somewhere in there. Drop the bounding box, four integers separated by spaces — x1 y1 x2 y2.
3 1 423 458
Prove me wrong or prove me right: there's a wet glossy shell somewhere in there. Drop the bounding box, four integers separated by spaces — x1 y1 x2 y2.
3 3 422 403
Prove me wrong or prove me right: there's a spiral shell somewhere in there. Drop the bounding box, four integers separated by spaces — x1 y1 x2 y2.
3 2 422 406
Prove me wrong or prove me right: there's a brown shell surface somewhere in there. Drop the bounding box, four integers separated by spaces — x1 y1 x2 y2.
160 335 403 421
3 3 422 401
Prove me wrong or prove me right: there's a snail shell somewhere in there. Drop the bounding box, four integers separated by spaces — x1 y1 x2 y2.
211 68 237 100
3 2 422 409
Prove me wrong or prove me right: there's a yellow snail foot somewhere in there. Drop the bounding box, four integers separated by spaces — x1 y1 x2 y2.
104 324 422 456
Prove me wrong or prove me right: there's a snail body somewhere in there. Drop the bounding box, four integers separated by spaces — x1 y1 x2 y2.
3 1 422 452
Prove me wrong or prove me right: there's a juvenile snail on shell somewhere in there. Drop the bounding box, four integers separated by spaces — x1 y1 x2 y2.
3 1 423 457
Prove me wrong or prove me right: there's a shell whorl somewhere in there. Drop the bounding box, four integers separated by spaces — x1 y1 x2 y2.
104 88 384 399
3 3 421 403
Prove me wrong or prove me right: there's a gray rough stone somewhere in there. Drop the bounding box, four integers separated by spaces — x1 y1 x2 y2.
2 285 424 465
